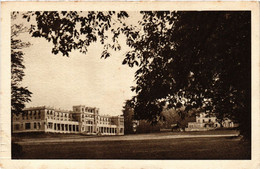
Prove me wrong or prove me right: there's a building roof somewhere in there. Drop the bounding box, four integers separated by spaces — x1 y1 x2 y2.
22 105 123 117
23 106 71 113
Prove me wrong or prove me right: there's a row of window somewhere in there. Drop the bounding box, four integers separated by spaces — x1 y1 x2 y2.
46 116 73 121
26 110 41 115
99 127 117 133
13 114 42 121
80 126 123 134
99 117 111 121
74 107 98 113
81 114 111 122
47 111 70 117
82 120 94 124
14 122 41 130
47 123 79 132
81 114 94 118
197 118 217 123
45 116 117 126
98 121 111 125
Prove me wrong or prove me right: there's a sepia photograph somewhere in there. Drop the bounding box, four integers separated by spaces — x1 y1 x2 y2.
1 1 260 169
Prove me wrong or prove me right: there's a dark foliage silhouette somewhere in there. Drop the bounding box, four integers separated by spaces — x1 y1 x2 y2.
11 22 32 116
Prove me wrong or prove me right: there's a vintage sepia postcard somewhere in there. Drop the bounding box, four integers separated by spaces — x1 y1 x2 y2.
1 1 259 169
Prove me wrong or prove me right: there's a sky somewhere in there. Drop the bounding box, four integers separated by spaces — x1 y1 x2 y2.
14 12 140 116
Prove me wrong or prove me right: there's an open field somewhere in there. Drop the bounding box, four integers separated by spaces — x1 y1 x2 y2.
12 129 239 142
12 130 250 159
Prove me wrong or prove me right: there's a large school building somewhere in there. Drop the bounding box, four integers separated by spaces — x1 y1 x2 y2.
12 105 124 135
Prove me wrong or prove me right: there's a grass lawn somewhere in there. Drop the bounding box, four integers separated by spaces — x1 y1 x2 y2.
12 129 239 140
12 130 250 159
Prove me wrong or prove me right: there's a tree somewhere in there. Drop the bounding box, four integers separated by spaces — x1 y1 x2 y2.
122 100 135 134
23 11 251 140
125 11 251 140
22 11 130 57
11 19 33 115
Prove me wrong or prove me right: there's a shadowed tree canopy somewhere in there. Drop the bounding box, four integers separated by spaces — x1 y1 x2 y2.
23 11 251 140
22 11 130 57
122 100 135 134
126 11 251 139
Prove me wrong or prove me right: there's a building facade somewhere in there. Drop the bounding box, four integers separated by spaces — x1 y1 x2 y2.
12 105 124 135
185 112 238 131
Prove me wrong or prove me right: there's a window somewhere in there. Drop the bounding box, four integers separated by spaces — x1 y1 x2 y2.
25 123 31 130
34 122 37 129
15 124 20 130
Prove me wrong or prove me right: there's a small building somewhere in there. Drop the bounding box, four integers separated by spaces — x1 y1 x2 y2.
185 112 237 131
12 105 124 135
222 117 239 128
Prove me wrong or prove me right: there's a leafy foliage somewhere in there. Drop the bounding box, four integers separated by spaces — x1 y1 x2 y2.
22 11 129 57
125 11 251 139
122 100 135 134
11 23 32 115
